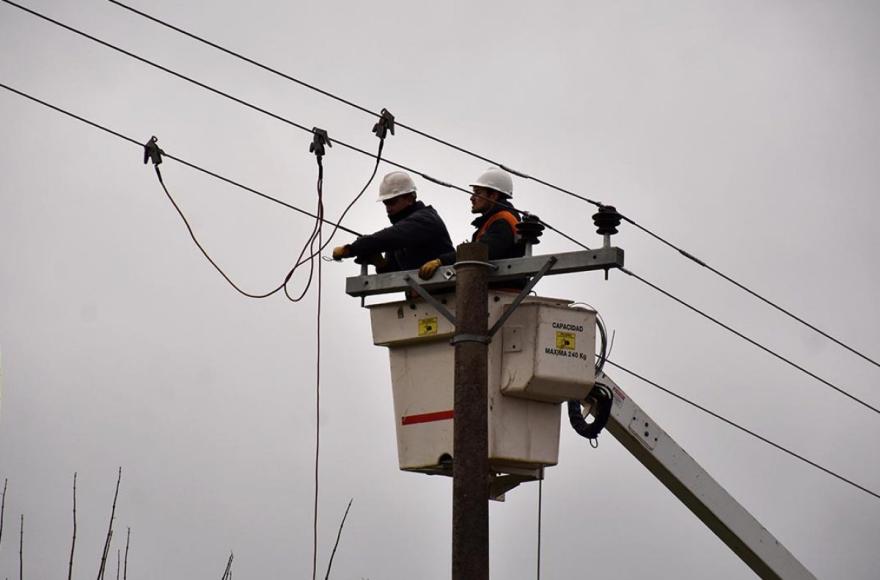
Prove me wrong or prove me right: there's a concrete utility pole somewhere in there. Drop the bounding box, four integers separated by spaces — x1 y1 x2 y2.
452 242 490 580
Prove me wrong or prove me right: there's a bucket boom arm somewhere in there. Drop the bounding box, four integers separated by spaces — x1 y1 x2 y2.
597 373 816 579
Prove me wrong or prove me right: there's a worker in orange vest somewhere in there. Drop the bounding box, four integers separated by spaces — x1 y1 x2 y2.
418 167 524 281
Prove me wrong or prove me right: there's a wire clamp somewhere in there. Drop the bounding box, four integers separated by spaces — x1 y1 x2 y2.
372 108 395 139
453 260 497 270
143 135 164 165
451 333 491 345
310 127 332 158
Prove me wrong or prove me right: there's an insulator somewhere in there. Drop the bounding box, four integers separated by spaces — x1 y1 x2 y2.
517 214 545 245
592 205 622 236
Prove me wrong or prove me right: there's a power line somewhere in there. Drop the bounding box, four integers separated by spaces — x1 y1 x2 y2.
4 5 876 414
103 0 880 371
4 75 879 508
618 267 880 416
4 0 591 272
4 74 877 419
620 216 880 370
0 1 479 204
603 360 880 501
0 82 361 235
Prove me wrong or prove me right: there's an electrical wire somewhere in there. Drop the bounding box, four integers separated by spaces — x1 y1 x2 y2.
311 154 324 580
4 78 877 421
103 0 880 371
0 0 568 251
0 82 371 295
536 477 542 580
151 163 287 298
619 215 880 370
5 1 879 416
3 74 879 515
603 360 880 501
618 266 880 416
17 0 872 408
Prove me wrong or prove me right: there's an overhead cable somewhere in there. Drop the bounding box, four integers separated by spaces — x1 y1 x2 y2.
0 1 473 203
3 5 876 414
104 0 880 370
3 79 876 419
0 82 361 240
618 267 880 416
603 360 880 501
5 80 880 505
0 0 577 255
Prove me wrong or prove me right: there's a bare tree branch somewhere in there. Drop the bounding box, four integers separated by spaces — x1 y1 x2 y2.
323 499 353 580
97 467 122 580
116 549 120 580
220 552 233 580
0 477 7 548
68 473 77 580
123 528 130 580
18 515 23 580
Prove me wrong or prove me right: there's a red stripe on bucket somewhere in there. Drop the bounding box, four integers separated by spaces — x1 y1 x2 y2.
401 410 454 425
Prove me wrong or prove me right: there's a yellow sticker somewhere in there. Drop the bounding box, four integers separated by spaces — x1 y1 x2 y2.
556 331 576 350
419 316 438 336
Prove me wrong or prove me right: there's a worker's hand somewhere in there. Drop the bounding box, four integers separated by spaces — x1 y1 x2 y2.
332 245 350 261
418 258 442 280
354 253 387 268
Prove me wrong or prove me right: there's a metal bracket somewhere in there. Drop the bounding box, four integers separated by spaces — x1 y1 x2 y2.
403 275 456 325
450 334 491 345
453 260 497 270
345 247 623 298
627 407 661 451
487 256 557 337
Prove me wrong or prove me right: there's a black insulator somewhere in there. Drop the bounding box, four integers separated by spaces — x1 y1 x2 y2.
517 214 545 245
592 205 622 236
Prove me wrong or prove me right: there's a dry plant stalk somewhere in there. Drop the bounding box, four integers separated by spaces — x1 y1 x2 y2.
18 514 23 580
68 473 77 580
123 528 130 580
0 477 7 548
219 551 233 580
323 498 354 580
96 467 122 580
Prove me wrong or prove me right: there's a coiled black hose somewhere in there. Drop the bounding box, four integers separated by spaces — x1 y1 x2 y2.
567 385 613 440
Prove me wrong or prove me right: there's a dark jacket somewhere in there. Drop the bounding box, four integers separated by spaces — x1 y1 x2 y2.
438 203 525 265
347 200 454 272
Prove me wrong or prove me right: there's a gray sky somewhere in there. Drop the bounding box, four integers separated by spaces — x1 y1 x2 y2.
1 1 879 578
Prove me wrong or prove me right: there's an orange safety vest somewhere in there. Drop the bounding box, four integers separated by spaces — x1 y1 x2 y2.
474 210 522 293
474 210 520 242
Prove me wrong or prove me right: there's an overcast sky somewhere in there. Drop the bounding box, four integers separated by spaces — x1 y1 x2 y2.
1 1 879 578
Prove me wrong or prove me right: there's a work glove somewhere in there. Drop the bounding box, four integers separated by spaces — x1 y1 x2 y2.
354 253 388 269
332 245 351 261
418 258 442 280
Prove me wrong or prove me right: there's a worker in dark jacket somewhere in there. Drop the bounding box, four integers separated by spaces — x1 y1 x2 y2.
332 171 454 273
418 167 524 280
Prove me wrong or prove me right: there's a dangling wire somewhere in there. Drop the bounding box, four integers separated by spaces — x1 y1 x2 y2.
569 302 609 375
307 135 327 580
144 137 290 298
140 123 385 303
536 475 543 580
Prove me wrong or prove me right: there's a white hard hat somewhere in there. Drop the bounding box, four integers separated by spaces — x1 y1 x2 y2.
377 171 417 202
470 167 513 198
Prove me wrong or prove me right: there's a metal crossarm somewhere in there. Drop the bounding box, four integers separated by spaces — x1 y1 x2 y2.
344 247 624 297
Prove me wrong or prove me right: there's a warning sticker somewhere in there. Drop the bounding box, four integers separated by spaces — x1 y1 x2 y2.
555 331 576 350
419 316 438 336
